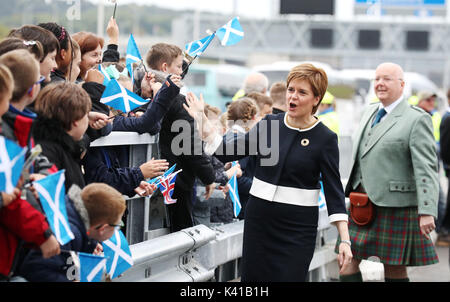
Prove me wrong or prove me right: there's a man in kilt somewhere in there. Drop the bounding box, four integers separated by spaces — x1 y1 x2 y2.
337 62 439 282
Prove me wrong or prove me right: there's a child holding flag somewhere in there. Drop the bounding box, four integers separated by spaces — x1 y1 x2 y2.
18 183 127 282
144 43 216 232
0 61 60 281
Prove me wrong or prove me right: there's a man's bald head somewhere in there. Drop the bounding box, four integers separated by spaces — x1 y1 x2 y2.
376 62 404 80
244 72 269 95
374 62 405 106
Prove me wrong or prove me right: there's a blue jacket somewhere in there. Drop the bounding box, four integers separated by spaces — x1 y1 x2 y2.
83 145 143 197
18 186 98 282
82 76 180 196
112 76 180 134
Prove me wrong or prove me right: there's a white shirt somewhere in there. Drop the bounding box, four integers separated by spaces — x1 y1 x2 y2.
378 96 403 123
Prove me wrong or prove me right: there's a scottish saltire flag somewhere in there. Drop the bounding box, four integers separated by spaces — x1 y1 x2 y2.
157 169 182 205
100 79 149 113
102 230 133 279
317 180 330 229
33 170 75 245
185 33 216 57
126 34 142 84
147 163 176 185
216 17 244 46
78 252 107 282
98 64 111 86
0 136 27 194
318 181 326 210
227 161 241 217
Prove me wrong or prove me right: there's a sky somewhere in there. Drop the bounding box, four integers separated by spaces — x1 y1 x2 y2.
90 0 276 19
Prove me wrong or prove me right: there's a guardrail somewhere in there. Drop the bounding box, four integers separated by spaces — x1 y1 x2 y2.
91 131 168 245
113 220 340 282
91 132 353 281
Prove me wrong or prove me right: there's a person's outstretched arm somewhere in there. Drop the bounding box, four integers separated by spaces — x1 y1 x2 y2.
112 75 181 134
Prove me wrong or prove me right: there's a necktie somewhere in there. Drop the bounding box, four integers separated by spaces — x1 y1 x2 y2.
371 108 387 128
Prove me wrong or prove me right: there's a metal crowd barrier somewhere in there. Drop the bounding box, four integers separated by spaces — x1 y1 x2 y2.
90 131 167 245
113 220 340 282
91 132 354 282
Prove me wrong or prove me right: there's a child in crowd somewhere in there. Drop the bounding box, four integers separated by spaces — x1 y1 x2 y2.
18 183 127 282
246 91 273 119
0 61 60 281
192 104 242 226
69 39 81 83
32 82 93 190
38 22 75 83
143 43 215 232
0 37 44 62
81 69 181 197
8 25 59 84
0 49 57 177
224 98 259 220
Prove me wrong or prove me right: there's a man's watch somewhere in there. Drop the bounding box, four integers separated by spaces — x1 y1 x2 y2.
341 240 352 247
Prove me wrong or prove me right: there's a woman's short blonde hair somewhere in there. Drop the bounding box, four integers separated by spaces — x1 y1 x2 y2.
286 63 328 114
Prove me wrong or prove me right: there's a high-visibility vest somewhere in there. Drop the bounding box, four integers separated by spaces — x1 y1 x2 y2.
318 110 340 136
232 89 245 101
431 110 441 143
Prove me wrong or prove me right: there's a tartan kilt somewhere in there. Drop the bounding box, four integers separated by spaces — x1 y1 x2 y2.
335 205 439 266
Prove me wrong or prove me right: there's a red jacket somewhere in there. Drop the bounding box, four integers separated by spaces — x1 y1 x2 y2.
0 197 50 276
0 107 55 278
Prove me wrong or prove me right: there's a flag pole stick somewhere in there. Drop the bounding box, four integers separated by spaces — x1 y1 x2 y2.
140 60 148 73
182 55 197 75
183 30 216 75
107 112 122 120
60 249 75 254
113 3 117 19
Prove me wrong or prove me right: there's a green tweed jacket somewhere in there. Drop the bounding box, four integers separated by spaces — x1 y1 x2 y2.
345 99 439 218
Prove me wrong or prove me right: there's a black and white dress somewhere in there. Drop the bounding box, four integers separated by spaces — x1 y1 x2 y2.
206 113 348 281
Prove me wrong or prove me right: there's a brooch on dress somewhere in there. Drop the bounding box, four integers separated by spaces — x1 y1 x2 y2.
300 138 309 146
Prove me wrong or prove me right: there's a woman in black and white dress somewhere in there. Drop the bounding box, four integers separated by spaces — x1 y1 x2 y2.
184 63 352 282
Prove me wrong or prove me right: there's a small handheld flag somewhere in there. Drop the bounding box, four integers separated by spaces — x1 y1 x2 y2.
78 252 107 282
183 16 244 68
126 34 143 85
317 180 330 230
100 79 149 113
185 33 216 58
216 17 244 46
227 161 241 217
0 136 27 194
102 230 133 279
157 169 182 205
98 64 111 86
318 180 326 211
146 163 176 185
33 170 75 245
